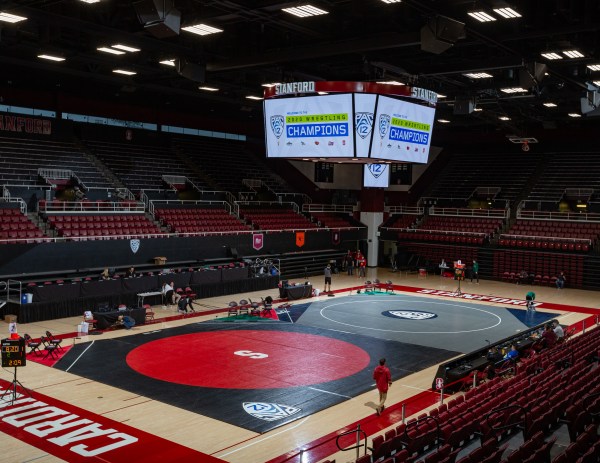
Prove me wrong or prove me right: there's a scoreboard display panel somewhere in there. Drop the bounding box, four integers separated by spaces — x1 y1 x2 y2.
1 338 26 367
264 93 354 158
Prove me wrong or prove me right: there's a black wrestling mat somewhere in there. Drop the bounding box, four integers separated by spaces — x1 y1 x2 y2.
55 322 459 433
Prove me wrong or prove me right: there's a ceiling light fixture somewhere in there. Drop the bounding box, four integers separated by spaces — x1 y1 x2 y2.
568 113 581 118
97 47 125 55
261 83 280 88
467 11 496 22
0 12 27 23
38 54 65 62
159 59 176 66
473 108 483 112
198 86 219 92
586 64 600 71
541 52 562 60
493 8 521 18
463 72 493 79
376 80 405 85
181 24 223 36
500 87 528 94
113 69 136 76
246 95 263 100
380 0 401 3
563 50 584 58
437 119 451 123
499 116 511 121
282 5 329 18
543 102 557 107
593 80 600 86
112 44 140 53
78 0 101 3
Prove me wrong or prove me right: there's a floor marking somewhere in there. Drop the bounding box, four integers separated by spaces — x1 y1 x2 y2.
65 340 95 372
308 387 353 399
326 328 353 334
143 330 163 335
215 417 310 458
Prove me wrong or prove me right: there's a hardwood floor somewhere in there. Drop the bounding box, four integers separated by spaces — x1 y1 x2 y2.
2 268 595 463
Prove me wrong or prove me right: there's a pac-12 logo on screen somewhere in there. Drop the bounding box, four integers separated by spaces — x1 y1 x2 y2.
355 112 374 139
270 115 285 139
368 164 387 179
379 114 391 139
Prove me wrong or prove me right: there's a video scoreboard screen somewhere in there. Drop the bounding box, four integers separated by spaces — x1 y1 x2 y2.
264 92 435 163
1 338 26 367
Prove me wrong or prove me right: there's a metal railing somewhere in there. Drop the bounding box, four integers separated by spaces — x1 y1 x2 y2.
149 199 232 216
429 207 508 218
518 208 600 222
303 203 354 213
39 200 145 214
387 205 424 215
499 233 592 244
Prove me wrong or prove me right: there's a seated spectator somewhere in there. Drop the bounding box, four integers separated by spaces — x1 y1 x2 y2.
170 281 181 304
487 346 502 363
503 344 519 361
517 269 529 285
485 362 496 380
556 271 566 289
100 268 110 280
125 267 136 278
554 320 564 339
541 323 558 348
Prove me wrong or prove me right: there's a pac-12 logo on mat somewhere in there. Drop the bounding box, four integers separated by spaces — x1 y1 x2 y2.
382 310 437 320
243 402 301 421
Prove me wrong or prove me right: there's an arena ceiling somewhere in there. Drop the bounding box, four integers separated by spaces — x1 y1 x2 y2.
0 0 599 136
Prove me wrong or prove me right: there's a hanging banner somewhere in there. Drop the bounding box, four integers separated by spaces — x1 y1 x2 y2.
295 231 305 248
332 230 340 245
252 233 264 251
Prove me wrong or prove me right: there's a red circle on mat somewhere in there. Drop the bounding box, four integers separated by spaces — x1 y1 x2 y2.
126 330 370 389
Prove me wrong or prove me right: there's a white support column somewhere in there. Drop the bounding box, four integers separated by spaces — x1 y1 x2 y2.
359 212 383 267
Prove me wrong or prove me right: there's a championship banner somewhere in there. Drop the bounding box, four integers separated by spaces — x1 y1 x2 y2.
295 231 305 248
332 230 340 245
252 233 264 251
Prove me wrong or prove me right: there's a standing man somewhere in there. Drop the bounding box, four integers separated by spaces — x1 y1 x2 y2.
556 271 566 289
373 358 392 416
324 264 332 293
471 259 479 284
346 251 354 276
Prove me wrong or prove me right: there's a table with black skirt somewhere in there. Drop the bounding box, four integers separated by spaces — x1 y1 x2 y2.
92 307 146 330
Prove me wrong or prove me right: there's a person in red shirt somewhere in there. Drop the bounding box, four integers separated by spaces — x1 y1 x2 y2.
373 358 392 415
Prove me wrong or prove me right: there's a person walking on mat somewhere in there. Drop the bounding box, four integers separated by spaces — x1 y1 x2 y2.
373 358 392 415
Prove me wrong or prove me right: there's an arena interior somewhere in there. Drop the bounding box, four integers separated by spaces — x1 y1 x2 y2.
1 1 600 463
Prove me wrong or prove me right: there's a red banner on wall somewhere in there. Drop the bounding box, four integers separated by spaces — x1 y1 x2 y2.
295 231 305 248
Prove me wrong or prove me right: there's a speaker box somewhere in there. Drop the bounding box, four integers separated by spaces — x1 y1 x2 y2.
454 97 475 115
133 0 180 38
519 62 548 88
175 59 206 83
421 15 465 54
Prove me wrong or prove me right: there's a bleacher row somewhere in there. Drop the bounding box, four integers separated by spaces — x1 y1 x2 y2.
155 207 249 234
354 325 600 463
47 214 162 239
492 251 584 287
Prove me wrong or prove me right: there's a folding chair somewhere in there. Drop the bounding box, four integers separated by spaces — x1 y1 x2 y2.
227 301 238 317
238 299 249 315
23 334 41 356
45 331 63 351
249 299 261 316
40 336 59 359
